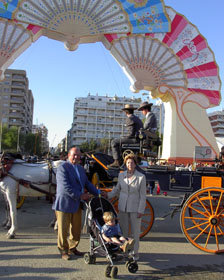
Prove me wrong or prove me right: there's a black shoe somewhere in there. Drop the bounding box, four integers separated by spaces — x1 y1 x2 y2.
68 248 84 256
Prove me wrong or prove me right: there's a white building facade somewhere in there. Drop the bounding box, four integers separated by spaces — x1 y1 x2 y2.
32 124 49 154
70 93 161 147
208 110 224 138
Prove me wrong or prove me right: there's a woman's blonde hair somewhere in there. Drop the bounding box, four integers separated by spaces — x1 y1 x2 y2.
124 153 137 165
103 211 115 222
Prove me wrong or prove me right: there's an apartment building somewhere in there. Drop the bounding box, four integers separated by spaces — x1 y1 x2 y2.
32 124 49 154
70 93 161 147
208 110 224 138
0 69 34 133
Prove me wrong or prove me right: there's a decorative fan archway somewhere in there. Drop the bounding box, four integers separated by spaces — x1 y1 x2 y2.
0 1 221 162
103 6 221 107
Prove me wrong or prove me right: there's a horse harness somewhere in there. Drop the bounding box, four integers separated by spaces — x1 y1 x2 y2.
0 156 56 199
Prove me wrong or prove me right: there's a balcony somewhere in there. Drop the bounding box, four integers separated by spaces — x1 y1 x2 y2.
9 112 24 118
12 74 26 81
8 119 23 126
10 97 24 103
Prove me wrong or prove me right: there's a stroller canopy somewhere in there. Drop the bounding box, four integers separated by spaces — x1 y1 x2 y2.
89 197 117 227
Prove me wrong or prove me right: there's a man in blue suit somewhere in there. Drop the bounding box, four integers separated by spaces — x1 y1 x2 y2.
53 146 101 260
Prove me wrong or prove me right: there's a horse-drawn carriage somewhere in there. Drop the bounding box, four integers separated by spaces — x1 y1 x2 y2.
120 128 162 161
85 146 224 254
2 143 224 254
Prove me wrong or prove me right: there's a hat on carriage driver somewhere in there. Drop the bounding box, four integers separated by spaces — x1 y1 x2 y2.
121 104 137 111
137 101 153 111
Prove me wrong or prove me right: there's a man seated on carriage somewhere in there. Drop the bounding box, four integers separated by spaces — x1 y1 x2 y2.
107 104 143 168
137 101 157 139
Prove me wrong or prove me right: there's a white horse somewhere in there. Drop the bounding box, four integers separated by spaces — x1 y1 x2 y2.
0 158 63 238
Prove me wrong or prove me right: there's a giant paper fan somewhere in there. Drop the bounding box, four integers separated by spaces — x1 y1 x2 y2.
0 0 170 76
0 17 42 79
1 0 170 36
103 6 221 107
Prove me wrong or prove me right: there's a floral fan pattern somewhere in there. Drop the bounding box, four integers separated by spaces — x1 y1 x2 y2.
0 17 42 78
104 6 221 107
0 0 170 36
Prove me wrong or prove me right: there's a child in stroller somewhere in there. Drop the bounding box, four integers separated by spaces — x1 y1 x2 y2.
83 196 138 278
101 211 135 254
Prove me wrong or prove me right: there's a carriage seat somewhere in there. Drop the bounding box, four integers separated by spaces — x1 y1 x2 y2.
139 129 162 148
147 165 176 171
196 167 218 174
121 143 140 152
121 143 140 148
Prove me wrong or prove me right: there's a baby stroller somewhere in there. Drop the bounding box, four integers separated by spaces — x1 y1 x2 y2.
83 196 138 278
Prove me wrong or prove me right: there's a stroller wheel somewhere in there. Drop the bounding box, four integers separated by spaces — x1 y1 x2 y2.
84 252 95 264
127 261 138 273
105 264 112 278
111 266 118 279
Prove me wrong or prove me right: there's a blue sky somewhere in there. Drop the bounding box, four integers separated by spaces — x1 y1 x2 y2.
10 0 224 147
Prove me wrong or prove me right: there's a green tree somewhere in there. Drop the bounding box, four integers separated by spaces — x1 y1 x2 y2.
23 133 41 156
1 125 18 152
79 139 98 153
23 133 35 155
99 138 109 153
79 141 90 152
89 139 97 152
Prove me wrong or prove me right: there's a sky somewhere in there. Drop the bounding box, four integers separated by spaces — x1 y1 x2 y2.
9 0 224 147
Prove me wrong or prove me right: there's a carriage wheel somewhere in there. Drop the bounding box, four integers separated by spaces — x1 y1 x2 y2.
122 150 134 160
181 187 224 253
188 195 224 236
17 196 25 209
111 199 154 238
140 199 154 238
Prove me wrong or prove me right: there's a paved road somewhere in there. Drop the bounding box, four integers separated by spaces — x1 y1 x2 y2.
0 193 224 279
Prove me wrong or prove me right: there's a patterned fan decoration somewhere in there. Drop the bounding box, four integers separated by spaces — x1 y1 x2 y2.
0 0 19 20
104 6 221 107
0 17 42 78
2 0 170 36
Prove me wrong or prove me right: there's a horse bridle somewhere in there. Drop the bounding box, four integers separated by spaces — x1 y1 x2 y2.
0 155 57 198
0 152 14 179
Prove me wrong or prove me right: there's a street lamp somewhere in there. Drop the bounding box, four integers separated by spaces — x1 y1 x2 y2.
17 126 21 152
108 131 111 155
0 120 2 153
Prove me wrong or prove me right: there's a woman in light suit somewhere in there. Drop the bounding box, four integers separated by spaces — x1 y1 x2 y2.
107 154 146 261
